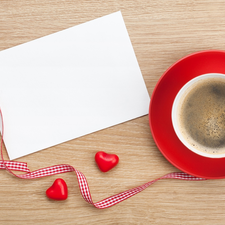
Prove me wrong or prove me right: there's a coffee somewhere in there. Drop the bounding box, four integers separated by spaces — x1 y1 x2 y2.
178 77 225 155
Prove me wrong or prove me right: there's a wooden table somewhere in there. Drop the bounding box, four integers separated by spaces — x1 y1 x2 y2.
1 0 225 224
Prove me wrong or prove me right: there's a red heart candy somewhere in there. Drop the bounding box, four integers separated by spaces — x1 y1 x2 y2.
46 178 68 200
95 151 119 172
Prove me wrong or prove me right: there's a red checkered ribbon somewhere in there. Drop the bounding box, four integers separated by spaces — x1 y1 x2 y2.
0 109 206 208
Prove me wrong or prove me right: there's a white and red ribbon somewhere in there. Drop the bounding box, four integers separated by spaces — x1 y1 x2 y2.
0 109 206 208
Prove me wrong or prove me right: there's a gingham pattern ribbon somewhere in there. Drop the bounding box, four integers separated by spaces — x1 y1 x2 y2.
0 110 206 209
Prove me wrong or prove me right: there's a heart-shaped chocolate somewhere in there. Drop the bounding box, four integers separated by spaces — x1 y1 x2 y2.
95 151 119 172
46 178 68 200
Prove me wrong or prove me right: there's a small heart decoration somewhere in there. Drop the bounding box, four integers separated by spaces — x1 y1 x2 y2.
46 178 68 200
95 151 119 172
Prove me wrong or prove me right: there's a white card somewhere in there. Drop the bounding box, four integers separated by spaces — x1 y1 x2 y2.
0 11 150 160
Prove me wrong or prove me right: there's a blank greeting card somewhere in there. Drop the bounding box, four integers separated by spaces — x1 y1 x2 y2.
0 11 150 160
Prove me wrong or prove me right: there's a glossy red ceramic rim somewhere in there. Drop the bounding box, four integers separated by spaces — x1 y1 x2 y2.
149 50 225 179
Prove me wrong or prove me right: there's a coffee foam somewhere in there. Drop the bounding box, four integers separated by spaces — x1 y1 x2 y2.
178 77 225 155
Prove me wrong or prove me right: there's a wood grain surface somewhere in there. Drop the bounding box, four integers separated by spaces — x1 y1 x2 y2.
1 0 225 224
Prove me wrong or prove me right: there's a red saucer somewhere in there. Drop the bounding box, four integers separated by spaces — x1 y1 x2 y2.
149 50 225 179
